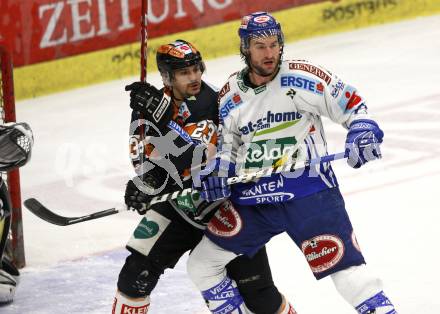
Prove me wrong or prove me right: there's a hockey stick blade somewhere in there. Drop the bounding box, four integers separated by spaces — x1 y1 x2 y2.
24 198 121 226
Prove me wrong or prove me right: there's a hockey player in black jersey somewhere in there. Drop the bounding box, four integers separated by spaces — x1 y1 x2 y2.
0 122 33 303
112 40 296 313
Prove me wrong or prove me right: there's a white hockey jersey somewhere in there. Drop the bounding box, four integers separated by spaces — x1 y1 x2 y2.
217 60 369 205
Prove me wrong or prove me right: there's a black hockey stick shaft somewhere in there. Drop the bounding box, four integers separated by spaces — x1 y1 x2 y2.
23 151 347 226
140 0 148 83
137 0 148 164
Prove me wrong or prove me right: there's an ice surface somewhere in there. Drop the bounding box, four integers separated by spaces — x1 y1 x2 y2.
3 15 440 313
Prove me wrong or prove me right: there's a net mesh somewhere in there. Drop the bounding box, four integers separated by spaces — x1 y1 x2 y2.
17 134 31 154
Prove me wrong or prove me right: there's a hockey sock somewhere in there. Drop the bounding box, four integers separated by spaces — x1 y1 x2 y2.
331 265 396 313
355 291 397 314
201 276 253 314
112 290 150 314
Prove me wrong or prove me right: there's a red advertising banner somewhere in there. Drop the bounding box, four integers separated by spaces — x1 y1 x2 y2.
0 0 324 67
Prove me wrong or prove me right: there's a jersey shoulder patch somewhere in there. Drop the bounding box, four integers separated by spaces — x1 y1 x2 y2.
218 82 230 100
284 59 332 85
229 71 240 79
218 76 244 122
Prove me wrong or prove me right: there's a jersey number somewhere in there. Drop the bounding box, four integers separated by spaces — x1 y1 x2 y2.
190 121 216 144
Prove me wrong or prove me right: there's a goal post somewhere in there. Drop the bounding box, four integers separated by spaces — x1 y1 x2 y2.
0 44 26 269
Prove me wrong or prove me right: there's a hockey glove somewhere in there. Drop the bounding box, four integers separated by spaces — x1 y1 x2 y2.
345 119 384 169
124 173 162 215
192 158 234 202
124 179 152 215
125 82 173 130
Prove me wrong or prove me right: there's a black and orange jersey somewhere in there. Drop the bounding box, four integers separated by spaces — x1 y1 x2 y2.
129 81 221 227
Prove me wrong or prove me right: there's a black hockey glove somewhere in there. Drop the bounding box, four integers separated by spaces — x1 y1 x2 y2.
125 165 171 215
124 178 156 215
125 82 173 130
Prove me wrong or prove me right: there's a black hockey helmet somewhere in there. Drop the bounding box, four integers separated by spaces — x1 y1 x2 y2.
156 40 205 85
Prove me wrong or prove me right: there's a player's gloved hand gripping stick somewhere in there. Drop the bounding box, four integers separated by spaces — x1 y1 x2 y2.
125 82 174 130
24 119 384 225
194 119 384 202
24 151 349 226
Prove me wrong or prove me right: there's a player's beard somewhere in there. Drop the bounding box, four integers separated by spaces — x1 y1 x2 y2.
250 57 279 77
187 81 201 96
174 80 201 99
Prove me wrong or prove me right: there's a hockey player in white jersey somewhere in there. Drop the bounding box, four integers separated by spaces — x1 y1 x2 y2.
0 122 33 303
189 12 397 314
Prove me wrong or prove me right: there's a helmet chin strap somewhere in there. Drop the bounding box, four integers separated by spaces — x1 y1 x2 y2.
172 91 185 102
171 84 190 102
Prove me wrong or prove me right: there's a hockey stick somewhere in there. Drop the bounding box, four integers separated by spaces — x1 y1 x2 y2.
23 198 124 226
140 0 148 83
137 0 148 158
148 151 348 205
23 151 347 226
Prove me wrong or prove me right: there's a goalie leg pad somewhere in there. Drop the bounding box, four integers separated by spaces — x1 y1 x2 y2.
0 259 19 304
112 290 150 314
117 250 162 298
0 180 12 260
0 269 16 303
